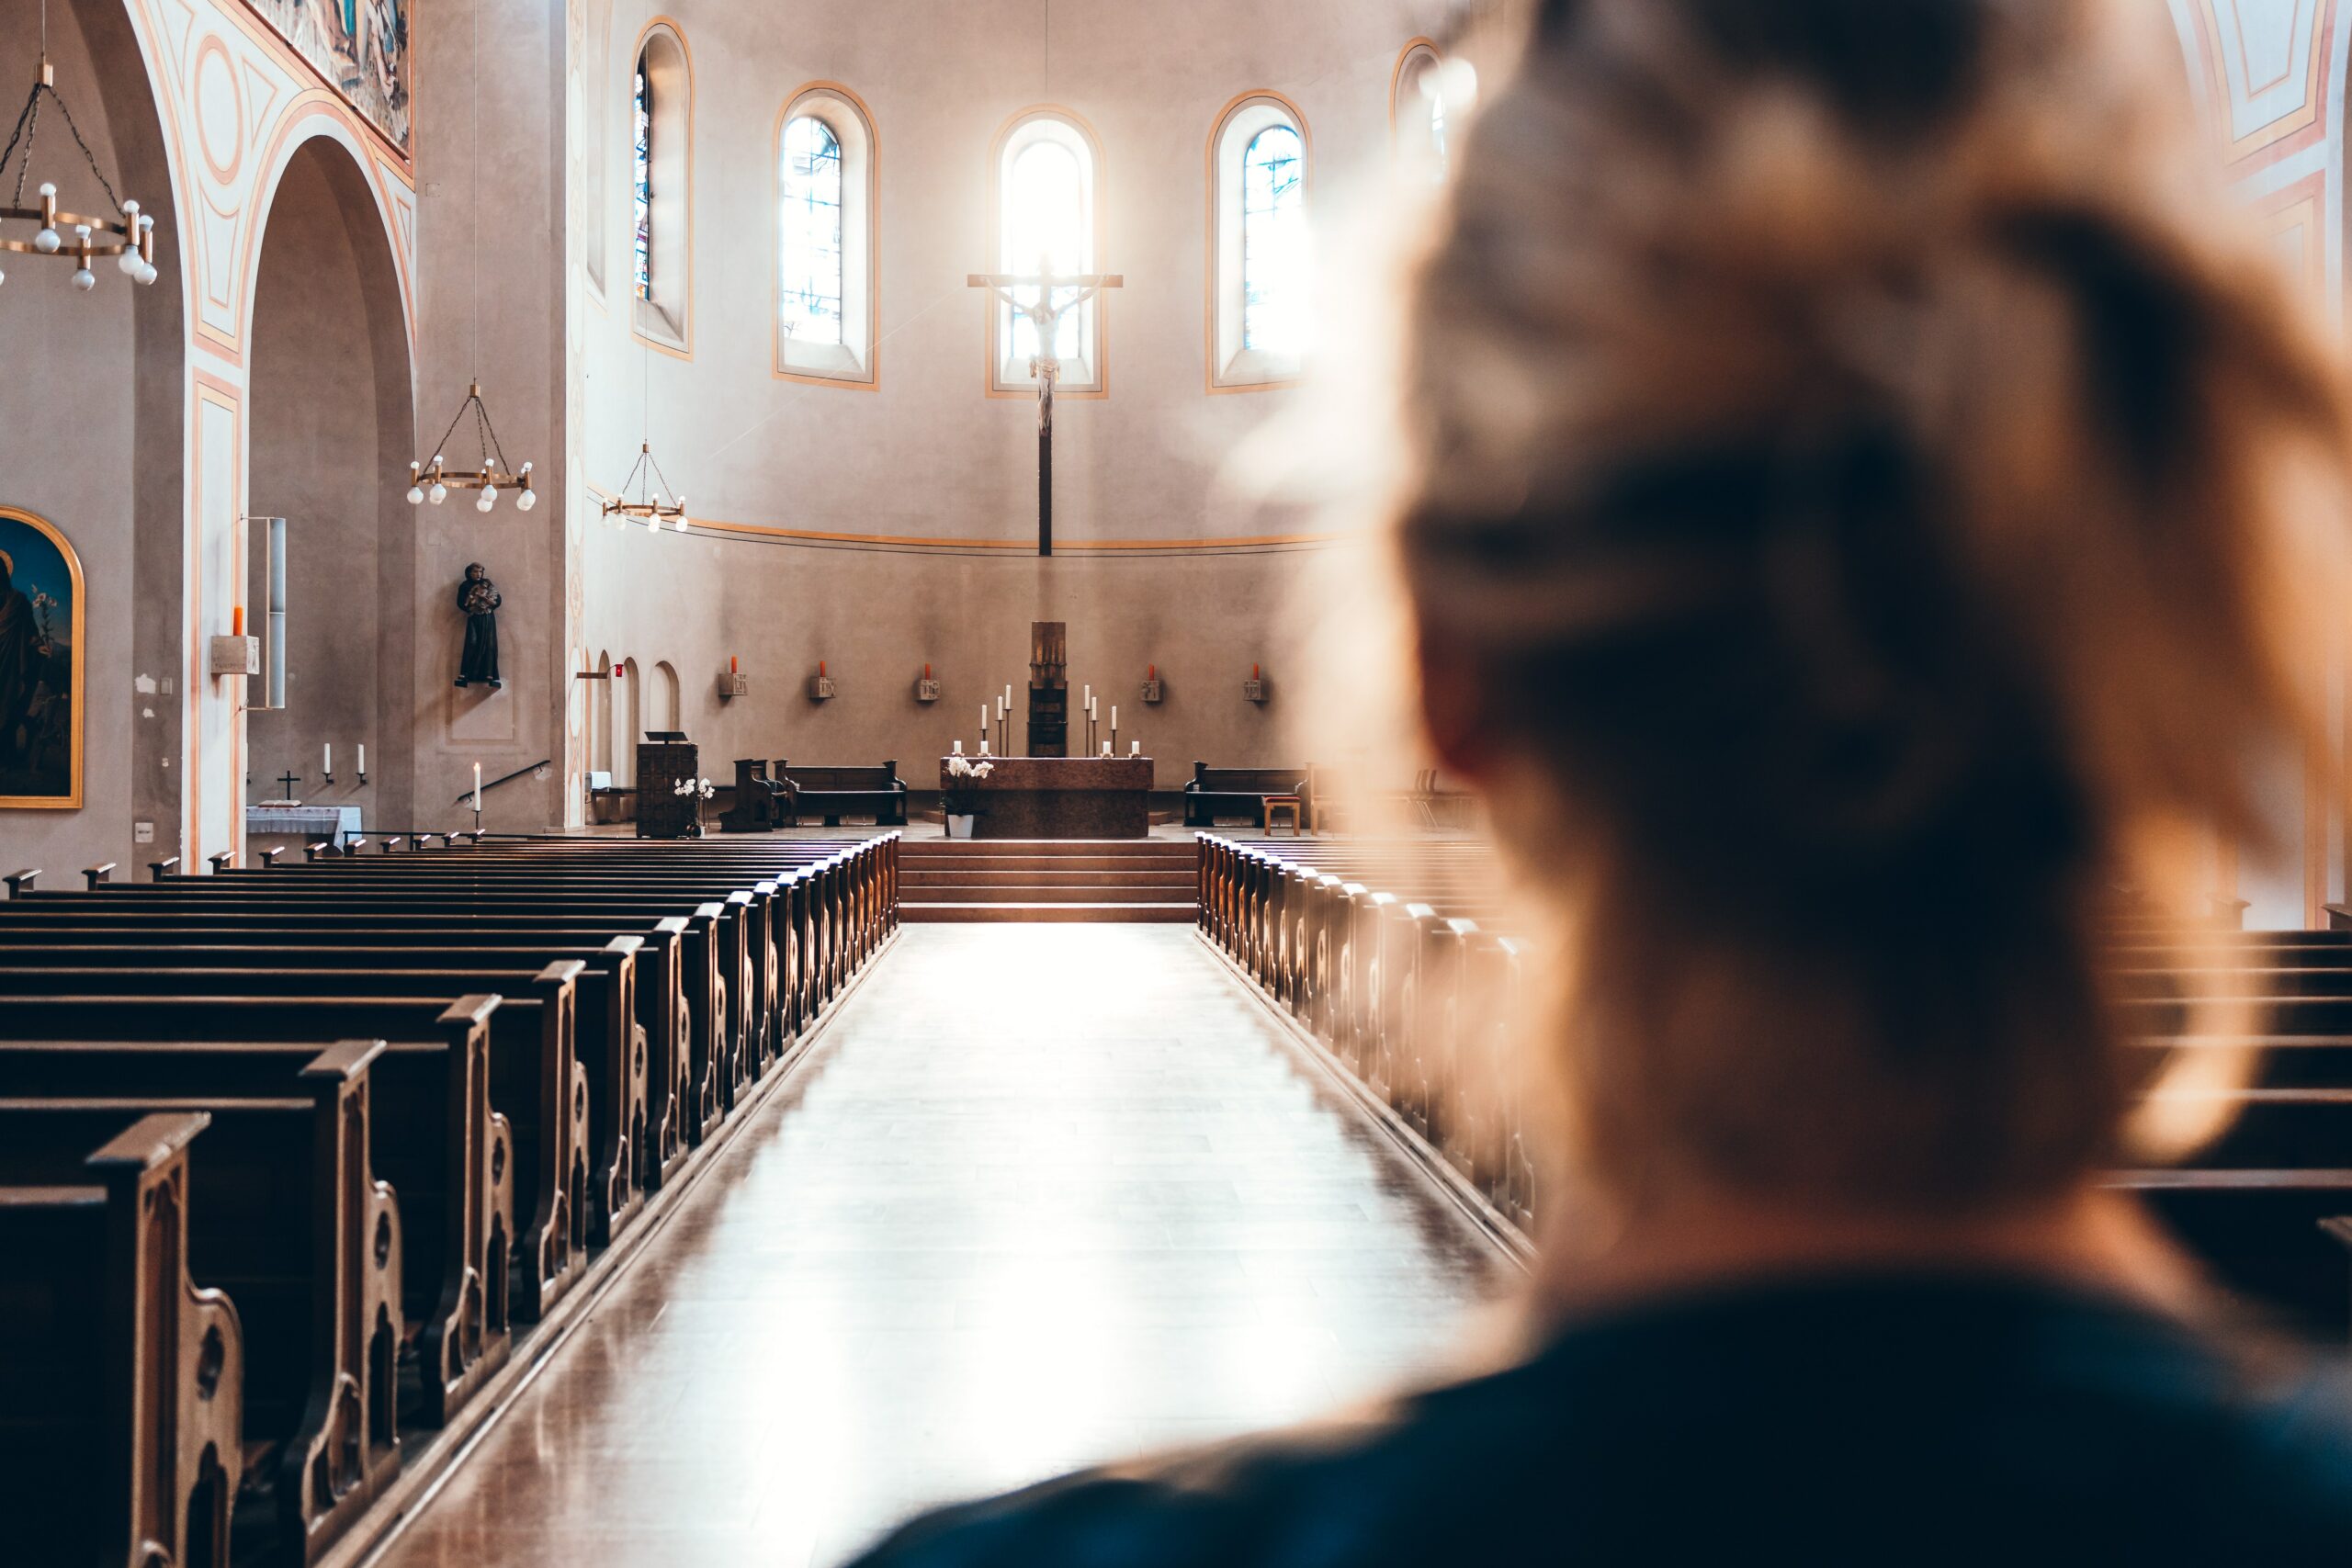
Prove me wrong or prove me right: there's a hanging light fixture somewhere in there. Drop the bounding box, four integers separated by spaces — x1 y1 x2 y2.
404 4 533 517
407 380 536 512
601 321 688 530
0 5 159 293
601 441 688 530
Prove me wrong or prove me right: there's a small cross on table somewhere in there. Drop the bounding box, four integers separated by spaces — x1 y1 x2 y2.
968 262 1124 558
277 771 301 802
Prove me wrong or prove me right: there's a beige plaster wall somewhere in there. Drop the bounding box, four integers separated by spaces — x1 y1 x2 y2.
567 0 1462 797
412 0 572 832
581 525 1319 790
245 139 417 829
0 0 183 879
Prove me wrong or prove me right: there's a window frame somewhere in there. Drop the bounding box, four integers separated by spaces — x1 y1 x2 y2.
987 107 1110 400
629 18 695 358
1390 39 1446 169
1205 90 1312 392
775 82 880 389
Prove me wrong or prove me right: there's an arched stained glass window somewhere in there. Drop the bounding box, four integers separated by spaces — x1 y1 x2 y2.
1240 125 1305 356
632 61 653 300
1003 137 1090 365
780 115 845 346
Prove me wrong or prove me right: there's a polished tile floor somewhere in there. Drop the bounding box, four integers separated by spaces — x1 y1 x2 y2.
375 926 1518 1567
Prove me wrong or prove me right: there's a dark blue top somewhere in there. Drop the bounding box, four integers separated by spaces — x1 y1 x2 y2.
845 1273 2352 1567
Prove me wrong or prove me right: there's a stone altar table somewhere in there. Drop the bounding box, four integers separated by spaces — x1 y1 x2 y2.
945 756 1152 840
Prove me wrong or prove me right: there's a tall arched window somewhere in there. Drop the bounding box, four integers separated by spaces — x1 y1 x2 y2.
777 85 879 387
989 111 1105 395
631 63 652 299
781 118 843 341
1207 93 1310 390
1392 40 1475 180
630 21 694 354
1240 126 1306 356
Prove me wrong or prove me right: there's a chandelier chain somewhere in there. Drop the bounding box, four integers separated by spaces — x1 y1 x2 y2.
474 394 512 473
2 71 130 216
41 87 125 215
429 397 475 463
0 88 37 204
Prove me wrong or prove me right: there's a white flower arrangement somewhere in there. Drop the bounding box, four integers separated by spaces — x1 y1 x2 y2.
672 775 717 800
945 757 995 781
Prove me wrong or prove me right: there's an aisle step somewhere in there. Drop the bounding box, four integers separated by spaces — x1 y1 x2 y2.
898 838 1198 922
899 901 1198 924
898 879 1204 888
903 885 1187 905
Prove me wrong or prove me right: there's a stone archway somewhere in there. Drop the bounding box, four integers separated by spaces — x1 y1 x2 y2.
244 133 418 828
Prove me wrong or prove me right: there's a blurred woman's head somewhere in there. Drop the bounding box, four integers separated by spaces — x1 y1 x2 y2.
1396 0 2352 1221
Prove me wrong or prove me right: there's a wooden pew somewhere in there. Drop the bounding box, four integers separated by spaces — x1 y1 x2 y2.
0 941 647 1247
778 761 910 826
0 907 711 1180
0 1042 401 1562
1183 764 1313 829
0 1111 245 1568
0 1003 510 1426
0 974 584 1325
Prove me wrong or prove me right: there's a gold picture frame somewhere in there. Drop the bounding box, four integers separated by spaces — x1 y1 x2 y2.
0 504 86 810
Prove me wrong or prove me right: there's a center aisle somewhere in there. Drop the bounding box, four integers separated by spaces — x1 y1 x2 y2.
374 925 1517 1568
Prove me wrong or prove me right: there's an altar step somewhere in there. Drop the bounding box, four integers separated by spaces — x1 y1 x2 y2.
899 839 1197 923
903 870 1196 890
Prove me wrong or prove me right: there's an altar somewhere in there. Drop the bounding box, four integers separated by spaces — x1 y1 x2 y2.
945 756 1152 840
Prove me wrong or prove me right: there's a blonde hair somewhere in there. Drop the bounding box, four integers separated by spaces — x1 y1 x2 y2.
1396 0 2352 1214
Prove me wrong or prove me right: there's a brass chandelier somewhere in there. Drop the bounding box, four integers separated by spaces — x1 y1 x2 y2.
408 380 537 513
602 441 688 530
0 19 158 293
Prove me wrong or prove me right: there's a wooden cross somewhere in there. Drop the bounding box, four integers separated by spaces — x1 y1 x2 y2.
968 262 1123 557
277 771 301 802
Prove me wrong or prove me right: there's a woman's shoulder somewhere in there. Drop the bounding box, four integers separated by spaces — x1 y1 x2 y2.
842 1278 2352 1568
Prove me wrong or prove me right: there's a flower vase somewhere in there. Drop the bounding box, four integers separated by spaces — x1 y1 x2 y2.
947 813 976 840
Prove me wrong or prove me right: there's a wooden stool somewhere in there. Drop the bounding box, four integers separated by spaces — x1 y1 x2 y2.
1263 795 1303 835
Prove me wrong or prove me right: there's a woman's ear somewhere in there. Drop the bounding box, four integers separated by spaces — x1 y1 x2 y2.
1417 636 1502 782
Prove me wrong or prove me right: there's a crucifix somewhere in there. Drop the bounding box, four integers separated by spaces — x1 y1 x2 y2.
968 261 1123 557
277 771 301 802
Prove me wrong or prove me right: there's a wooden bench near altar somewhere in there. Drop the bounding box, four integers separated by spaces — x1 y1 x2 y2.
945 756 1152 840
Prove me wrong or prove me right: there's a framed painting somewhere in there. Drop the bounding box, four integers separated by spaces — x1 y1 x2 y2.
0 507 85 810
243 1 412 158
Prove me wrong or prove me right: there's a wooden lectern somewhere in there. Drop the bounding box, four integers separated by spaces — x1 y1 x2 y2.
637 731 700 838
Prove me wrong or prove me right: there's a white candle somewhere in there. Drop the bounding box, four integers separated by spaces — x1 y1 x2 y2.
1131 740 1141 757
953 739 964 756
473 761 482 811
357 743 366 775
1083 684 1091 709
1110 705 1117 729
981 704 990 734
1004 683 1012 709
323 743 332 775
1102 742 1112 757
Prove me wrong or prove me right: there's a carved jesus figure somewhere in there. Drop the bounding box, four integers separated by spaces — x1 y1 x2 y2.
455 562 503 689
